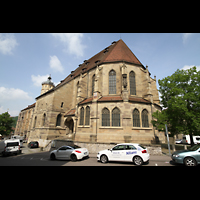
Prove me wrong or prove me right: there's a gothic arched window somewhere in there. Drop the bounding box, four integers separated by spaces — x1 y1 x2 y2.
133 109 140 127
33 116 37 128
102 108 110 126
142 109 149 127
130 71 136 95
56 114 62 126
79 107 84 125
112 107 120 127
43 113 46 127
85 106 90 126
109 70 116 94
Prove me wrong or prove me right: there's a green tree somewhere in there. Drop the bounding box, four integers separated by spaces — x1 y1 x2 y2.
0 112 14 136
152 66 200 146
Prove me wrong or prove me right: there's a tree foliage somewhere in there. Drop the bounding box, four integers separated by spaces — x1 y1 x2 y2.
152 67 200 145
0 112 14 136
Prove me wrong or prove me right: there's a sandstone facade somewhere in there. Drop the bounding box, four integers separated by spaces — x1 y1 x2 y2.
15 39 165 147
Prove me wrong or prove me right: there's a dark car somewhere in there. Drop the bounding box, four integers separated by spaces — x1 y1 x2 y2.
28 141 39 148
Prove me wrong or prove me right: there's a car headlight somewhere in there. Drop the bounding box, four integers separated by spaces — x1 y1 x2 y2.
173 154 179 158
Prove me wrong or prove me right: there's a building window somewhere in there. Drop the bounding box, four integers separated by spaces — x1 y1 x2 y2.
102 108 110 126
43 113 46 127
133 109 140 127
109 70 116 94
91 74 95 96
142 109 149 127
56 114 62 126
112 107 120 127
130 71 136 95
79 107 84 125
33 116 37 128
85 106 90 125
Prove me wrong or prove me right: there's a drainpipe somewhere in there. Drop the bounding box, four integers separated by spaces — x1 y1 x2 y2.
96 100 98 142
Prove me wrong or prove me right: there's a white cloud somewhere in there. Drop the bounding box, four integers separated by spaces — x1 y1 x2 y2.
49 55 64 73
0 87 33 116
182 33 193 44
182 65 200 71
0 33 18 55
50 33 86 57
31 74 49 87
0 87 33 101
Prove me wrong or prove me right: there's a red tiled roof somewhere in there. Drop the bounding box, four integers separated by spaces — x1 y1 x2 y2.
21 103 36 112
129 97 151 104
103 39 143 65
98 96 123 102
36 39 145 99
79 97 93 105
65 108 76 116
54 39 145 90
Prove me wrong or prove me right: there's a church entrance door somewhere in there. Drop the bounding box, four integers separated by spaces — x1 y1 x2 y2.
65 117 74 135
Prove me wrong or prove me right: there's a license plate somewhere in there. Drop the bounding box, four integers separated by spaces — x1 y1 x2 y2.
84 152 87 155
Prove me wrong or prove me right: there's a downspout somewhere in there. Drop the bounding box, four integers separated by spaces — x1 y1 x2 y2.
96 100 98 142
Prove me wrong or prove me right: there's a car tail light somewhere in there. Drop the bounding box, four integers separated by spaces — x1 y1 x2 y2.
142 149 147 153
19 145 20 150
75 150 81 153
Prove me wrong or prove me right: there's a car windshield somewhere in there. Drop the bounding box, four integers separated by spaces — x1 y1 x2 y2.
7 142 19 147
138 145 146 149
189 144 200 151
69 145 81 149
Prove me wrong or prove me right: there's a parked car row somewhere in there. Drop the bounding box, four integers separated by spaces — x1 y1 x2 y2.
2 138 200 166
50 143 150 166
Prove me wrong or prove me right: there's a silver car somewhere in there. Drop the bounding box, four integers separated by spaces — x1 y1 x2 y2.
50 145 89 161
172 144 200 166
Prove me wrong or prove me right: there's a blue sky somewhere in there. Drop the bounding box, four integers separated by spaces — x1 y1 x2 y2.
0 33 200 116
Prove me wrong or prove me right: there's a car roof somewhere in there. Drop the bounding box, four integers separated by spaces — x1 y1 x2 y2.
116 143 139 146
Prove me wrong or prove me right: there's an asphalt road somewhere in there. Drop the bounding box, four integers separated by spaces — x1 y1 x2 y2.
0 151 174 166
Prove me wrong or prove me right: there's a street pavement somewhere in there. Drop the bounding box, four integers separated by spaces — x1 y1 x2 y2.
0 150 174 166
0 142 179 166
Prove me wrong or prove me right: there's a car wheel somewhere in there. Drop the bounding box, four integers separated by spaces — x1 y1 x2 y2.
133 156 143 166
71 154 77 162
50 153 56 160
184 157 197 166
100 155 108 163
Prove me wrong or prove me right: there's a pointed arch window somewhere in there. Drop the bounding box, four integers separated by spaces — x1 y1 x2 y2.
33 116 37 128
79 107 84 125
129 71 136 95
142 109 149 127
85 106 90 125
102 108 110 126
109 70 116 94
133 109 140 127
112 107 120 127
43 113 46 126
56 114 62 126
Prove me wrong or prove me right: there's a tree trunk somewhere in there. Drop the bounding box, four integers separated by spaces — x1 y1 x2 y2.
189 134 194 146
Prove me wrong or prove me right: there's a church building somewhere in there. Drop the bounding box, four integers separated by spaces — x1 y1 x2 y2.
15 39 165 147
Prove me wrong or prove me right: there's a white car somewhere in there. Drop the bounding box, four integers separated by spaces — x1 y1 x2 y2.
97 143 150 166
50 145 89 161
